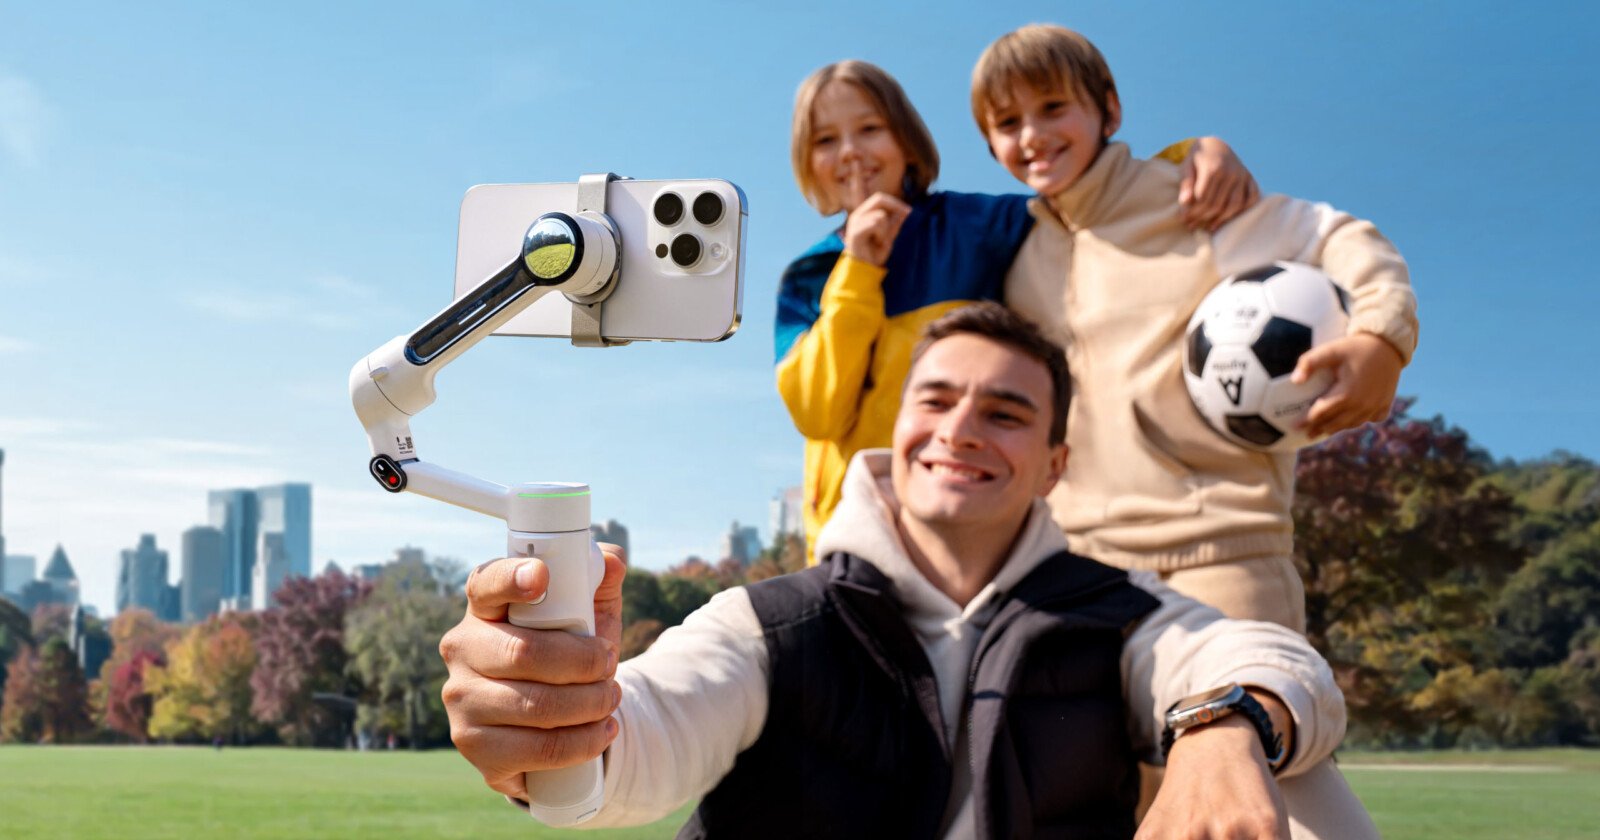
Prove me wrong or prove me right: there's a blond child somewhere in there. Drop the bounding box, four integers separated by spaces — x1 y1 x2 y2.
972 25 1417 632
776 59 1260 556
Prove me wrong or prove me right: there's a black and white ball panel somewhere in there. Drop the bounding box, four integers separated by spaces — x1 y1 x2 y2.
1181 261 1351 452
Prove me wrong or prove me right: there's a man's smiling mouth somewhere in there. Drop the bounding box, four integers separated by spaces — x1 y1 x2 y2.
923 460 995 482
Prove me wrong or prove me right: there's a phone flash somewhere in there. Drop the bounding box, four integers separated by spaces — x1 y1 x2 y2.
710 242 727 261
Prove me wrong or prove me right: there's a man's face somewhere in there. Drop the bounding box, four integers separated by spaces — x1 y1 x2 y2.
892 333 1067 534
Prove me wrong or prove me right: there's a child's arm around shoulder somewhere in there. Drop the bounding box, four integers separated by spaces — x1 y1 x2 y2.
1212 195 1419 437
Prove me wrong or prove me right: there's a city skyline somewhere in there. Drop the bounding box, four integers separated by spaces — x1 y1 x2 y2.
0 453 801 616
1 5 1595 617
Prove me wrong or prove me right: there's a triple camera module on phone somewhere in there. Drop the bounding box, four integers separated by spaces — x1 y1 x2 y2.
652 189 727 271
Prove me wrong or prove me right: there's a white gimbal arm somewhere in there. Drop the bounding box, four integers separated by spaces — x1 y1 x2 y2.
349 173 625 827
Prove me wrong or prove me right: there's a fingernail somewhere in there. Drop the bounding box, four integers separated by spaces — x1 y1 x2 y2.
612 681 623 708
607 648 618 674
605 717 619 738
514 562 537 591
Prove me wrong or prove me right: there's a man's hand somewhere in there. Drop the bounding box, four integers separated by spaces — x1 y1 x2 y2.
439 544 629 800
1180 136 1260 232
842 191 911 267
1138 689 1294 840
1138 717 1288 839
1293 332 1404 439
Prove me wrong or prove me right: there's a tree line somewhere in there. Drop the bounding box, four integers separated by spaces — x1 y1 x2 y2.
1295 400 1600 747
1 399 1596 749
0 557 462 748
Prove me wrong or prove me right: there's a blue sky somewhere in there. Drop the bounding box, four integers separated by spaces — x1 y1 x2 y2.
1 2 1594 615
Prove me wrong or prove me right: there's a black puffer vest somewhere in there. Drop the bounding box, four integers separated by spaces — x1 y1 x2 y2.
677 550 1160 840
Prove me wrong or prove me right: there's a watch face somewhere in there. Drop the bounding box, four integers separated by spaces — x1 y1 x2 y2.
1176 684 1242 711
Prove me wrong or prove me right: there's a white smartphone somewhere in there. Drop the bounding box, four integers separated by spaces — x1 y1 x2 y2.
454 178 746 342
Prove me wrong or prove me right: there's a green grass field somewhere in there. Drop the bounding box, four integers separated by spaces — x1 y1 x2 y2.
1340 749 1600 840
1 746 1597 838
0 746 692 839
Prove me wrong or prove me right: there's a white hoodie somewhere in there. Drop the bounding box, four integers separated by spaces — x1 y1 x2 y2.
581 450 1346 836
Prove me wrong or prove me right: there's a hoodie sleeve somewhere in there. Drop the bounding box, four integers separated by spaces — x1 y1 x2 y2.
1120 573 1345 778
775 253 888 440
1212 194 1418 365
578 587 770 827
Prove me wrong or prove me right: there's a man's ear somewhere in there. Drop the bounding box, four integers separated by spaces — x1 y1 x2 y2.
1038 443 1069 495
1103 91 1123 138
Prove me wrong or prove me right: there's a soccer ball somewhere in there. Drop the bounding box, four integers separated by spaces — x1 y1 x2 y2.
1183 262 1351 452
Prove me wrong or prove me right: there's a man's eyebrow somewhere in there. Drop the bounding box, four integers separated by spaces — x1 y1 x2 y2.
981 387 1039 412
908 379 1039 412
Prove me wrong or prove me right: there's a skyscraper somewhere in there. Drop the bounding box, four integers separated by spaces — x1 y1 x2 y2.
204 483 313 612
256 483 312 580
720 521 762 567
252 532 289 609
181 525 226 622
3 554 35 598
769 485 803 543
117 534 178 620
209 489 259 601
40 544 79 608
590 519 631 562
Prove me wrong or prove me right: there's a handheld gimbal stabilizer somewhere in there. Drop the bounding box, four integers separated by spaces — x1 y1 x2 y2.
349 173 644 826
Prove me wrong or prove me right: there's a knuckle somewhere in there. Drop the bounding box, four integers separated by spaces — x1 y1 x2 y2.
438 627 465 663
451 723 486 753
440 676 474 711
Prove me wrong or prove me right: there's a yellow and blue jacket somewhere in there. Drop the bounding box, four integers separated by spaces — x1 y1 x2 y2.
774 191 1034 556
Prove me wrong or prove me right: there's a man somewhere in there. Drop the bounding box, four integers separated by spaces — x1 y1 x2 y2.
440 302 1369 839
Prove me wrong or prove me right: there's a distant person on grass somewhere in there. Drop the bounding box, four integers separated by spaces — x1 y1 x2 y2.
441 304 1356 839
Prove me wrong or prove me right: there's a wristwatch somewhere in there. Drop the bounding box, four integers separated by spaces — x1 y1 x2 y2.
1160 684 1288 772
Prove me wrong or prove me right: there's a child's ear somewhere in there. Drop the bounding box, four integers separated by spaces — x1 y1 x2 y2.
1103 90 1123 138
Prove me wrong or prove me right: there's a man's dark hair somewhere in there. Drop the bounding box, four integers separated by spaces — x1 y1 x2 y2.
908 302 1072 445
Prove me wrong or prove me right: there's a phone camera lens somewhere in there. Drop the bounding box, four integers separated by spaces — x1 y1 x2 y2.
692 191 724 225
653 192 685 226
670 233 702 268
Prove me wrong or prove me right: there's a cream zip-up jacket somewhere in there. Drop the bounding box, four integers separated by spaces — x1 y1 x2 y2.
1006 143 1418 571
577 451 1345 835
